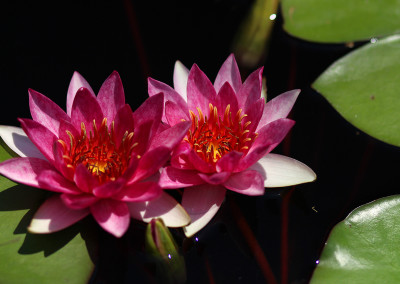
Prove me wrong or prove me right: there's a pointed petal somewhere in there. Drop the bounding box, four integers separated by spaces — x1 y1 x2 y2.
67 71 95 117
37 169 81 194
170 142 195 170
0 125 45 159
182 185 226 237
114 105 135 148
214 54 242 94
238 118 295 171
97 71 125 122
198 172 231 185
250 153 316 187
113 180 162 202
187 64 217 113
243 98 264 132
18 118 57 164
61 193 99 209
29 89 70 136
188 149 215 173
70 87 104 131
132 93 163 141
28 195 90 233
0 157 55 188
173 60 189 101
214 82 239 116
148 78 188 122
53 141 75 181
223 170 265 196
128 192 191 227
90 199 130 238
237 67 263 108
159 166 204 189
258 89 300 129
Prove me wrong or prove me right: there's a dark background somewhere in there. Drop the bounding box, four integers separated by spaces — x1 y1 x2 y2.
2 1 400 283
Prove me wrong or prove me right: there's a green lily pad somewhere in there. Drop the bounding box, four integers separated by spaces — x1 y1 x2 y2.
313 35 400 147
311 195 400 283
0 141 96 283
281 0 400 43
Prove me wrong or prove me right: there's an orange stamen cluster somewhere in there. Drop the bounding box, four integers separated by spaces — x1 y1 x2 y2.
58 118 137 184
185 104 257 165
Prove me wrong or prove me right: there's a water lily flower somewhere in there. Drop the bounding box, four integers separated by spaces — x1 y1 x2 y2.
0 71 191 237
148 54 316 237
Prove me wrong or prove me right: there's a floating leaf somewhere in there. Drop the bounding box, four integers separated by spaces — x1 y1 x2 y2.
281 0 400 43
313 35 400 147
0 140 96 284
311 195 400 283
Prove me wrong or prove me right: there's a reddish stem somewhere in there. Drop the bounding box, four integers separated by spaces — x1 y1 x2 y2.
230 199 278 284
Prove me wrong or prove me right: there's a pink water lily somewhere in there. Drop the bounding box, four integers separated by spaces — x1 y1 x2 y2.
0 71 191 237
148 54 316 237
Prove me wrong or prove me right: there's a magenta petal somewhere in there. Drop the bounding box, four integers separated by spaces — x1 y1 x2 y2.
61 193 99 209
74 164 100 193
165 101 189 126
188 149 215 173
92 179 126 198
53 142 75 181
198 172 231 185
132 93 163 140
97 71 125 122
243 98 264 132
148 78 188 123
159 166 204 189
216 151 243 172
0 157 54 188
70 87 104 131
187 64 217 113
113 104 135 148
170 142 195 170
29 89 70 136
182 184 226 237
113 180 162 202
37 169 81 194
28 195 90 234
238 118 295 171
258 89 300 129
133 121 190 181
57 119 80 145
223 170 265 196
0 126 45 159
90 199 130 238
214 54 242 94
173 60 189 101
67 71 95 117
214 82 239 116
237 67 263 108
19 118 57 164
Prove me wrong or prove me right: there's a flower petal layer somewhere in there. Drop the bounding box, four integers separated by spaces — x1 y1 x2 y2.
187 64 217 113
28 195 90 233
214 53 242 94
181 185 226 237
97 71 125 122
250 153 317 187
128 192 191 227
67 71 95 116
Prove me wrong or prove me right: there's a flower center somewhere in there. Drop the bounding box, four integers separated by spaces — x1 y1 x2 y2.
58 118 137 184
185 104 257 165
